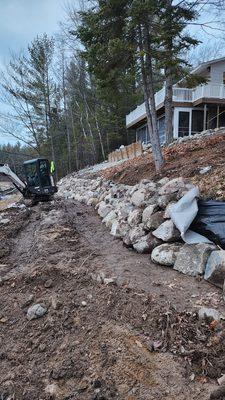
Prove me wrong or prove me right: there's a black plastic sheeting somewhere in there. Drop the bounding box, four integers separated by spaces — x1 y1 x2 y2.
190 200 225 249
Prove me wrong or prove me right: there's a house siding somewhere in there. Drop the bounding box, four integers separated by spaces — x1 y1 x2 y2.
210 61 225 84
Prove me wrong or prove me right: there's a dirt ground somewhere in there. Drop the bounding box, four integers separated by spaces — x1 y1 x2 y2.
1 197 225 399
100 131 225 200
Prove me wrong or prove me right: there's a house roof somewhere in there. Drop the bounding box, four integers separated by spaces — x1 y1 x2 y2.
191 56 225 75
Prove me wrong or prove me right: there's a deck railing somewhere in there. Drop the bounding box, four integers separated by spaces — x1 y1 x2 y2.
126 83 225 127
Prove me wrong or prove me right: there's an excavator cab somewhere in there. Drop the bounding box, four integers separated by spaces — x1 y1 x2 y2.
23 158 57 200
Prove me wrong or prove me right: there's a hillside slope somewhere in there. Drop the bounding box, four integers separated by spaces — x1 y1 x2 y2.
100 130 225 200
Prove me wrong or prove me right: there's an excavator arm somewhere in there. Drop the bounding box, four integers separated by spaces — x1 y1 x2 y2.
0 164 26 193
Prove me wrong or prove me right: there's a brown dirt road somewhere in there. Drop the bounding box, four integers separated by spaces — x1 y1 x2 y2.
1 198 225 399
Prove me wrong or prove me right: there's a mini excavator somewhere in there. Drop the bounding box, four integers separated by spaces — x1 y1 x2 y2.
0 158 57 204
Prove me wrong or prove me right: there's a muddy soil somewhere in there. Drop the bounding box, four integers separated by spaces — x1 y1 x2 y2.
1 198 225 399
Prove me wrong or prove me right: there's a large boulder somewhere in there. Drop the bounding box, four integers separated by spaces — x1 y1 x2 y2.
204 250 225 288
174 244 216 277
158 177 186 195
128 209 142 227
152 220 180 242
151 243 182 266
144 211 164 231
133 233 161 254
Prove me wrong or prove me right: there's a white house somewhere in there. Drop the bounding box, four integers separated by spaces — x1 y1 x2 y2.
126 57 225 143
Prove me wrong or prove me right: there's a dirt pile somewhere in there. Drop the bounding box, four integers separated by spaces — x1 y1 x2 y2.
1 198 225 399
99 131 225 200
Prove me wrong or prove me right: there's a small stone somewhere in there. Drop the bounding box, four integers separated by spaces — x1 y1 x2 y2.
93 379 102 389
199 166 212 175
81 301 87 307
44 279 53 288
218 374 225 386
21 294 34 308
103 277 117 286
27 304 47 320
51 295 61 310
198 307 220 322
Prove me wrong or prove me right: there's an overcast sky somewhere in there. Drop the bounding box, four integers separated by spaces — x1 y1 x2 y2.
0 0 65 144
0 1 224 146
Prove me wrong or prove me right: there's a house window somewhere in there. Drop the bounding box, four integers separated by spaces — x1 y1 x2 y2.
178 111 190 137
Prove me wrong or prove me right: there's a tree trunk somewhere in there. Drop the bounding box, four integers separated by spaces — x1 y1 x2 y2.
95 115 106 160
164 67 173 144
139 25 164 171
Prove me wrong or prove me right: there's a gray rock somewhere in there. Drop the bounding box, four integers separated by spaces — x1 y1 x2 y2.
198 307 220 322
133 233 161 254
0 218 10 224
142 204 158 224
117 203 134 220
129 225 146 244
152 219 180 242
22 294 34 308
102 210 117 228
103 277 117 286
157 193 177 209
164 202 176 219
199 166 212 175
174 244 215 277
204 250 225 288
151 243 182 266
159 177 186 195
27 304 47 320
127 209 142 227
158 177 170 186
87 197 99 207
131 188 146 207
98 202 112 218
123 232 132 247
144 211 164 230
110 221 129 238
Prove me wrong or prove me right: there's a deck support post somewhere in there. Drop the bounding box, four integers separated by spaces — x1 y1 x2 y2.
217 105 220 129
203 104 207 131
